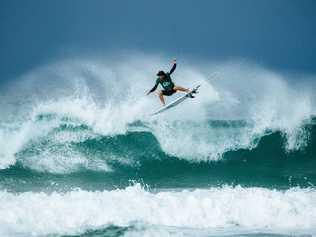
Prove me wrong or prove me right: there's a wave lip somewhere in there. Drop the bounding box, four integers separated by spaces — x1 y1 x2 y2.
0 184 315 236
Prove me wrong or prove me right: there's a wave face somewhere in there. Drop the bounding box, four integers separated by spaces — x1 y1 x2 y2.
0 56 316 236
1 117 316 192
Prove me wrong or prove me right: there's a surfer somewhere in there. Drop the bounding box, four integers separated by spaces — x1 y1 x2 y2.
146 59 191 106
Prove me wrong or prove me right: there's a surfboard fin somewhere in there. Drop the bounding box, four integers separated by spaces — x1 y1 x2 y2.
191 88 199 94
188 93 195 98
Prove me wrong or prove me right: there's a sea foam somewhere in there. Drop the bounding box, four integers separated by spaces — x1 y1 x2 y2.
0 185 315 236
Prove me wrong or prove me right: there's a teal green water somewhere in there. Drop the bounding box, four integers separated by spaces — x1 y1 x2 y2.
1 118 315 193
1 103 315 237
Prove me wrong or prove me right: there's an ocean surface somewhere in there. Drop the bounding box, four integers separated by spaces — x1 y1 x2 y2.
0 57 315 236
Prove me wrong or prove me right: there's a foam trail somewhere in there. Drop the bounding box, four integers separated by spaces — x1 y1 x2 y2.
0 185 315 236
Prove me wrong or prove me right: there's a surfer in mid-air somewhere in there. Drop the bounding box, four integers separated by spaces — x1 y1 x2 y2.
146 59 192 106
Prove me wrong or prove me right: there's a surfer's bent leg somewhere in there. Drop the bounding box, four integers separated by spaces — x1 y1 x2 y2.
174 86 189 93
158 90 166 106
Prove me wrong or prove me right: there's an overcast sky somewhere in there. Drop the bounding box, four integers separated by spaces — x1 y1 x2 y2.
1 0 316 80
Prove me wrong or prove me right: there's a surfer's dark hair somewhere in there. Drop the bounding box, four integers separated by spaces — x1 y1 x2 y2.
157 71 166 76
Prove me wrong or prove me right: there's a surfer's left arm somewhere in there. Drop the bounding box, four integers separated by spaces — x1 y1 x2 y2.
169 59 177 75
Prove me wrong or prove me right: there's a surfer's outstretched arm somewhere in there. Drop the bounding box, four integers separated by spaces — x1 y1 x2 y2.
169 59 177 75
147 82 158 95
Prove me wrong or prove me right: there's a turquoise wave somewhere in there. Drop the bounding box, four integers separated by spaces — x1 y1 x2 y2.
1 117 315 192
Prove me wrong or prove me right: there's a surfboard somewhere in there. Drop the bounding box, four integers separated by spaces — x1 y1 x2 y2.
151 85 200 116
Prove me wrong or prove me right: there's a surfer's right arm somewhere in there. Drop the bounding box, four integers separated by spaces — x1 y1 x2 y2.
169 59 177 75
147 81 159 95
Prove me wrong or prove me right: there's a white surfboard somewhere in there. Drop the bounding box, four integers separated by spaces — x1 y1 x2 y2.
151 85 200 116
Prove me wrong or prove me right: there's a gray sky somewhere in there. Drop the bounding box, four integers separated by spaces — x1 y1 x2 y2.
1 0 316 81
